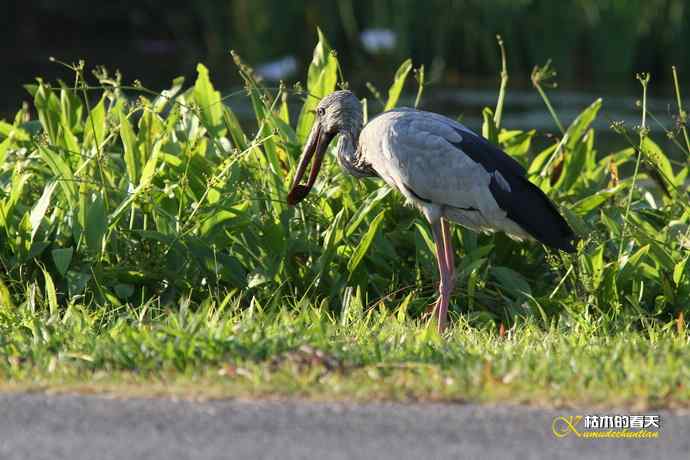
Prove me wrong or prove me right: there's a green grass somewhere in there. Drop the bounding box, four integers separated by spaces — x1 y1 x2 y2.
0 32 689 406
1 301 689 408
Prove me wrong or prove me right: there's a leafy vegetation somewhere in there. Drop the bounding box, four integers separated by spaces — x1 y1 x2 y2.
0 32 688 404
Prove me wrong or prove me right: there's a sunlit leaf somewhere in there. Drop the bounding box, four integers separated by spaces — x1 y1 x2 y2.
84 96 106 148
347 210 386 276
346 187 391 237
673 257 688 286
296 28 339 144
38 146 77 209
193 63 225 137
30 181 57 243
641 137 676 189
42 268 59 316
118 106 140 185
556 128 593 191
564 98 601 152
482 107 498 144
85 193 107 256
384 59 412 111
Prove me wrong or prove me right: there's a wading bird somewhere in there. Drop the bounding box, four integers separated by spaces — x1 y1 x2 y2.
288 90 576 332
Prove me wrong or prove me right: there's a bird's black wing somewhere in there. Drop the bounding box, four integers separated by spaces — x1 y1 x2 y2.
452 128 576 252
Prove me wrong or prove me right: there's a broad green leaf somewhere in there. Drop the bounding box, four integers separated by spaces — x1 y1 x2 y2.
346 187 391 237
0 121 30 142
414 221 435 255
572 184 627 214
59 86 83 131
348 210 386 275
85 193 107 256
76 180 88 246
66 271 91 298
59 88 81 153
0 138 9 168
84 96 106 148
645 240 676 271
139 139 161 187
564 98 601 152
599 264 619 307
30 181 57 243
193 63 224 137
396 291 414 322
529 99 599 186
267 112 299 148
223 106 248 151
278 91 290 124
673 257 688 286
459 257 488 281
307 28 338 102
33 82 61 144
675 165 688 185
583 244 606 289
500 129 535 166
51 248 74 276
0 277 14 309
38 146 77 209
316 209 345 281
600 207 622 236
119 107 140 185
492 266 531 298
199 203 251 236
482 107 498 144
296 28 339 143
556 128 593 191
528 144 557 175
42 268 59 316
640 137 676 189
0 172 29 231
384 59 412 111
159 151 183 168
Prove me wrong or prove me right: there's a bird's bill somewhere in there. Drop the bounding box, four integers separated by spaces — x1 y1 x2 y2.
287 122 335 206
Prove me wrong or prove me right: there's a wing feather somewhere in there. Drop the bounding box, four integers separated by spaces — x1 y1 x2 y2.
360 108 577 250
363 109 509 225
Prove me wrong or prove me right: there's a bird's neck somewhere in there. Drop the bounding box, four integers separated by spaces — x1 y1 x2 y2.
336 128 377 178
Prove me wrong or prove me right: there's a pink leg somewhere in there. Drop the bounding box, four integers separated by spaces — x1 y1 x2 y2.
441 218 455 294
431 219 453 332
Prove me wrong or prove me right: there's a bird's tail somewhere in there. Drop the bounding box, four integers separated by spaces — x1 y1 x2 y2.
491 176 577 252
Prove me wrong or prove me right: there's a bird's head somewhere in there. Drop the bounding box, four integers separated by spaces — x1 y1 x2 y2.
287 90 362 205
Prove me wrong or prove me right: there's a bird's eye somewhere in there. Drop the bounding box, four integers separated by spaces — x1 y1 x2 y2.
317 107 325 117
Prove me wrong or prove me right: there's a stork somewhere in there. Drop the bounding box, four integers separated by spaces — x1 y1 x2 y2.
288 90 576 332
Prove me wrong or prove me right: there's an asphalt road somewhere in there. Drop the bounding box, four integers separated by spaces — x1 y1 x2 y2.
0 393 687 460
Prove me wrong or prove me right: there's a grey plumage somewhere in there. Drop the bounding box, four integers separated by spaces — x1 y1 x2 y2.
288 90 577 331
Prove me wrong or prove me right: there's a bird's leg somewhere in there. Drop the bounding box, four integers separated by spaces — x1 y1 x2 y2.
423 220 446 318
441 218 455 294
430 219 452 332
